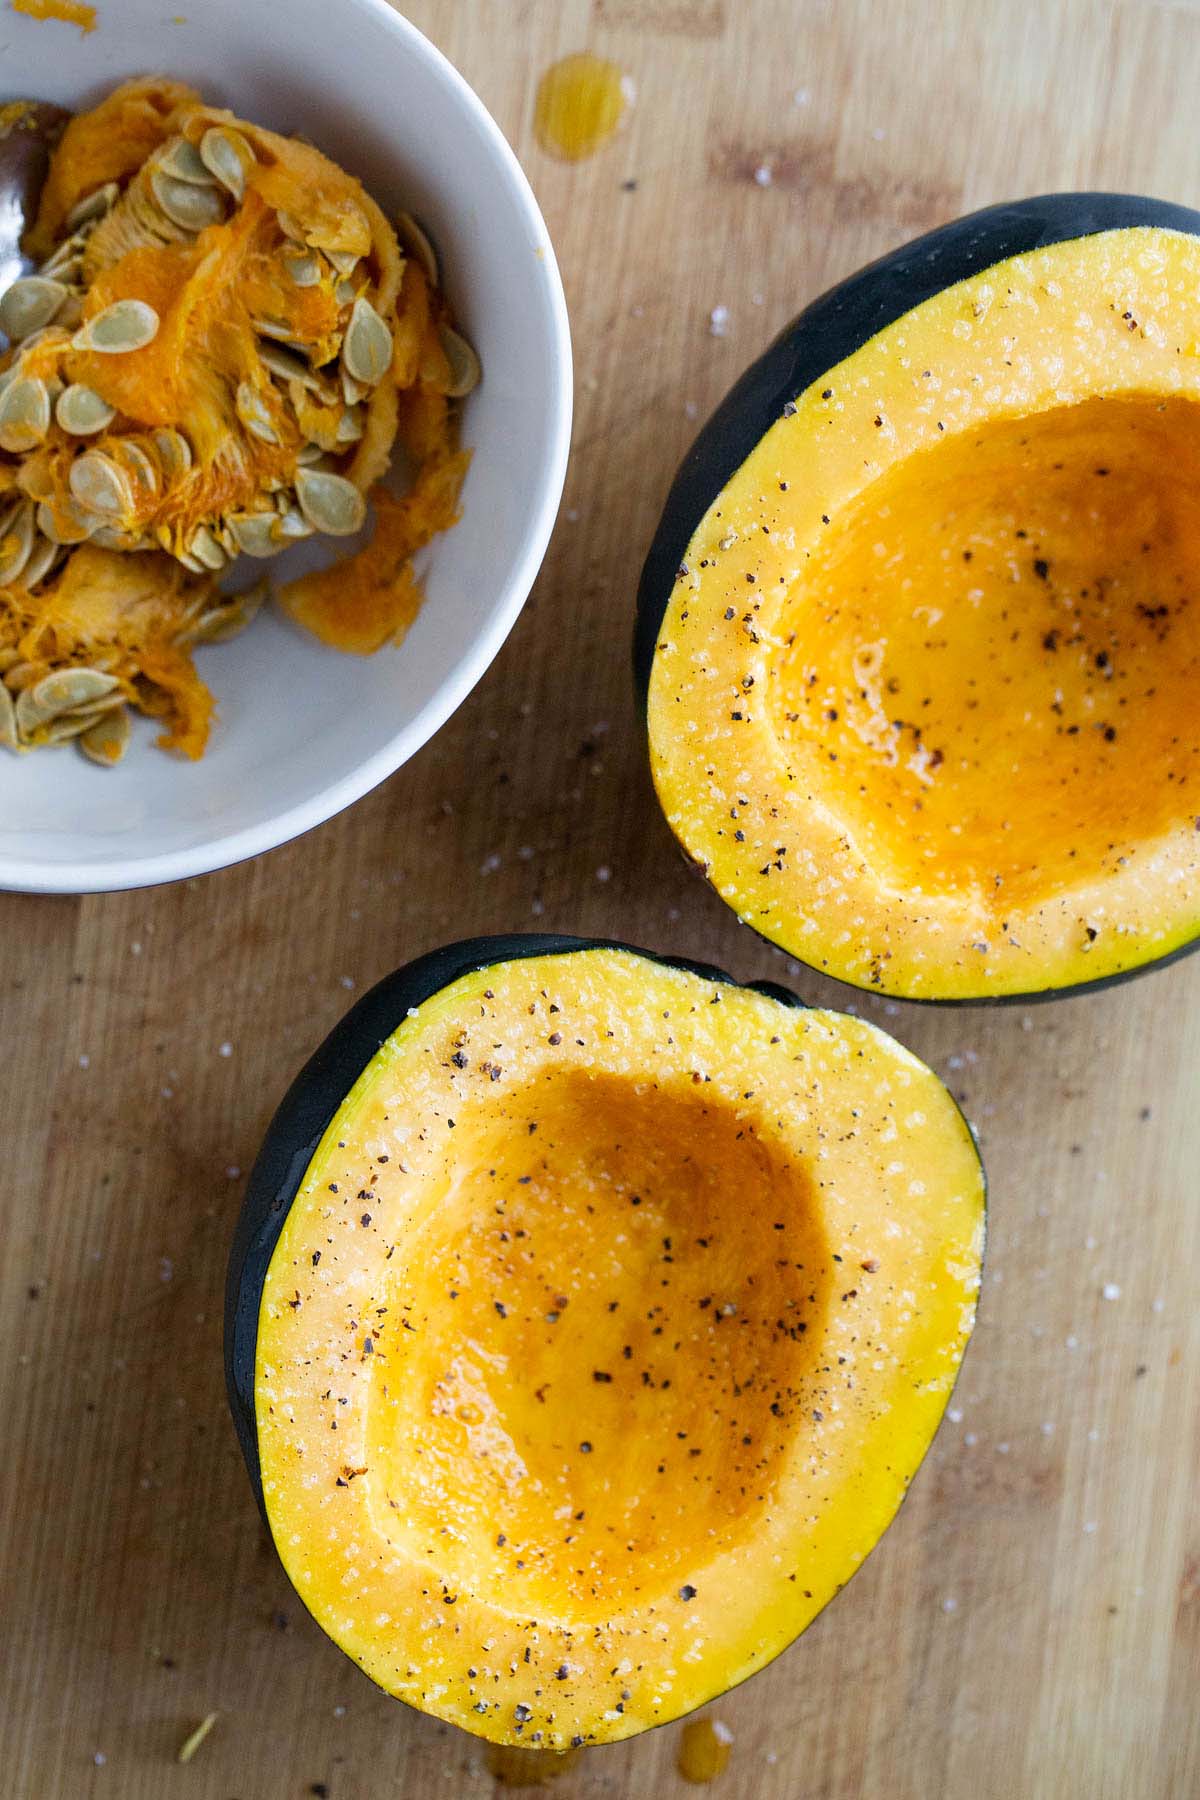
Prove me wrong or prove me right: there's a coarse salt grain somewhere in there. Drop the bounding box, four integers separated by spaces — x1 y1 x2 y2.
340 976 355 990
218 1042 233 1058
941 1596 957 1613
753 163 773 187
709 305 730 338
596 865 612 883
947 1406 963 1423
79 1054 90 1069
1102 1282 1120 1300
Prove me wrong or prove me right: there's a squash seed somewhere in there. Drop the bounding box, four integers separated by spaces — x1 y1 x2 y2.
150 167 227 233
188 524 228 571
235 381 280 445
294 466 366 536
341 368 366 406
157 137 215 186
37 698 123 746
334 277 358 308
0 276 69 342
258 340 324 392
153 427 193 483
199 126 255 201
30 667 121 718
276 208 307 243
80 705 130 766
69 451 135 519
283 251 321 288
193 578 268 644
296 440 327 465
228 512 285 558
274 504 313 541
0 499 35 584
252 315 303 344
73 299 160 354
336 405 364 444
88 525 147 551
0 682 16 750
64 181 120 231
56 383 117 436
21 533 61 590
438 323 481 398
37 496 96 545
342 296 393 386
40 231 88 278
397 211 438 287
112 439 161 501
0 377 51 453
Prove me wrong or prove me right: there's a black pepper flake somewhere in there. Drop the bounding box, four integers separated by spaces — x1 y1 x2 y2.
1033 558 1050 580
782 400 797 417
451 1050 468 1069
514 1703 532 1722
593 1370 613 1383
495 1301 508 1318
821 388 832 399
678 1584 697 1601
360 1212 372 1227
311 1251 321 1267
310 1785 329 1798
555 1664 570 1680
579 1441 593 1454
548 1032 562 1046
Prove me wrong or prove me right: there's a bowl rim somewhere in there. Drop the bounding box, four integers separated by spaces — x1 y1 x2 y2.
1 0 572 895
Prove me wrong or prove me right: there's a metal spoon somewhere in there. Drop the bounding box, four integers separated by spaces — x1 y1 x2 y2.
0 101 71 302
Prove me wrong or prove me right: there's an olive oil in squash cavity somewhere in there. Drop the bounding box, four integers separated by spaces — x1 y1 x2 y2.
534 53 631 161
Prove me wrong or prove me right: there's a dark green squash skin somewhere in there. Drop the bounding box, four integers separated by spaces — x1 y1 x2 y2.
224 933 807 1512
634 193 1200 1005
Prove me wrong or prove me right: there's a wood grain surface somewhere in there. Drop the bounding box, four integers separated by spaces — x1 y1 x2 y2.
2 1 1198 1796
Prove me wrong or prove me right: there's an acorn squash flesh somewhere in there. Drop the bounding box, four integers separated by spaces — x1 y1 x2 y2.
645 212 1200 998
242 941 984 1746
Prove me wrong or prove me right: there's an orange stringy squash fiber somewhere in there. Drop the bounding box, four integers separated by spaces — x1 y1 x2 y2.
0 77 474 763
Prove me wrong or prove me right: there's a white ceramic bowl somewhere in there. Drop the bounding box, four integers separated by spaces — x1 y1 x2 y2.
0 0 570 891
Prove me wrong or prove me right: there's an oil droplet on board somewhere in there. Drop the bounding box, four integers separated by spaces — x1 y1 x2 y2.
677 1715 735 1784
485 1743 582 1787
534 53 633 162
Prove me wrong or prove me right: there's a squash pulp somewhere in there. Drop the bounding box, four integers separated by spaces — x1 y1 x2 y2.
244 941 984 1746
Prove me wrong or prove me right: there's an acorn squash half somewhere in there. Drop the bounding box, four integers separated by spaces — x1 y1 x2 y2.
638 195 1200 1001
226 934 984 1748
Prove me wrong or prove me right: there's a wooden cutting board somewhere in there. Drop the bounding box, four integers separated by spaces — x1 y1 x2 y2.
2 1 1197 1796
